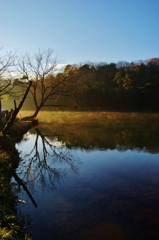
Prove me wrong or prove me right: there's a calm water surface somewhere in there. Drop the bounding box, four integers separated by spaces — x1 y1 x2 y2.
13 112 159 240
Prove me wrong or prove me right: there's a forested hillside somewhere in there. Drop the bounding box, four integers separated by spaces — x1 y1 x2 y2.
60 58 159 111
3 58 159 112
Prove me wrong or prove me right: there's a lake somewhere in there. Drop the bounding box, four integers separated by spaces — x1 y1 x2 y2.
13 111 159 240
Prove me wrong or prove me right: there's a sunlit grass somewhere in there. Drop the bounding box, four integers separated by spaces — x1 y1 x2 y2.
18 110 159 126
18 111 159 153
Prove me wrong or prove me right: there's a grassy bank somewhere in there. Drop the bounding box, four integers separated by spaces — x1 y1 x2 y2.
0 131 31 239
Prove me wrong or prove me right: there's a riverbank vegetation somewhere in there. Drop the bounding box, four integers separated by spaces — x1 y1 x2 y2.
0 131 31 239
0 106 32 239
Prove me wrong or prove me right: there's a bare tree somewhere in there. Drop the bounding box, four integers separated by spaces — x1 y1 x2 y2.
0 49 17 121
16 127 78 194
18 49 70 118
0 49 15 79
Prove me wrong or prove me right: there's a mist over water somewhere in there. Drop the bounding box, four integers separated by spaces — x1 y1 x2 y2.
13 112 159 240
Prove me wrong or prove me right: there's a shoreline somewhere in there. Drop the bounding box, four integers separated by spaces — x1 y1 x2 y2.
0 121 33 240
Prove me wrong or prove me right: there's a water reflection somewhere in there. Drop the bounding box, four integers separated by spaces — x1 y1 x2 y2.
14 112 159 240
13 127 79 208
37 112 159 153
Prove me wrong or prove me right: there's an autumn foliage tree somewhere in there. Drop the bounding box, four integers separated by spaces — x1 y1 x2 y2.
60 59 159 111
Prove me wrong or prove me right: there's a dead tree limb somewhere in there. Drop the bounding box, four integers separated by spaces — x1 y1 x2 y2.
2 81 32 135
12 170 37 208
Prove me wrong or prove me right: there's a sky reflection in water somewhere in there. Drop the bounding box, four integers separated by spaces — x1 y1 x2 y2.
14 112 159 240
15 143 159 239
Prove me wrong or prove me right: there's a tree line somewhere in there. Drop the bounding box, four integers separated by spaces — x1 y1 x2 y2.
0 48 159 119
62 59 159 111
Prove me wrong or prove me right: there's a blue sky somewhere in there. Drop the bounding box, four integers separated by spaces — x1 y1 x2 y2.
0 0 159 65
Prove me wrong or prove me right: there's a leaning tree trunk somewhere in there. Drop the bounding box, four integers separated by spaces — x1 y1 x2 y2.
32 106 42 118
20 105 41 121
0 99 2 123
12 170 37 208
2 81 32 135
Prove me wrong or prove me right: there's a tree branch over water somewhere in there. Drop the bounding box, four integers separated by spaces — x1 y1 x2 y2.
12 171 38 208
16 127 79 202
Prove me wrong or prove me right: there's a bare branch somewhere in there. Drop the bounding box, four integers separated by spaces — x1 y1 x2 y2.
17 48 68 117
0 50 16 78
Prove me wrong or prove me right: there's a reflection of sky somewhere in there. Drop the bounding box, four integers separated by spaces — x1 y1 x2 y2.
15 134 159 240
72 149 159 183
16 133 37 154
16 133 159 191
16 133 159 187
16 132 65 155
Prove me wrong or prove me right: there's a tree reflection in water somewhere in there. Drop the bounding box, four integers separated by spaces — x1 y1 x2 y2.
12 112 159 239
13 127 79 208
